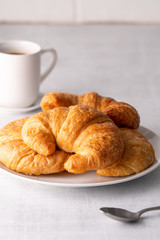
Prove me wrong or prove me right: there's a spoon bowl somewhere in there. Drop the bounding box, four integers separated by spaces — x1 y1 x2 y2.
100 207 140 222
100 206 160 223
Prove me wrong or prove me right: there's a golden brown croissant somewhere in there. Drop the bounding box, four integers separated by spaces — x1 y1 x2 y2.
22 105 124 174
0 118 70 175
40 92 140 129
96 128 155 177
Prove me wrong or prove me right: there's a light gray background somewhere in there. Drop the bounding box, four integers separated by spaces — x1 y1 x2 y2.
0 0 160 23
0 24 160 239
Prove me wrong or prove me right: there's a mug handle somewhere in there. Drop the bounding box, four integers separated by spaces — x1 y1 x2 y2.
40 48 57 82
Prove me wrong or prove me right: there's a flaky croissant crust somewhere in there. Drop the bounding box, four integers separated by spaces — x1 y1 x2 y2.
22 105 124 174
40 91 140 129
0 102 155 177
97 128 155 176
0 118 70 175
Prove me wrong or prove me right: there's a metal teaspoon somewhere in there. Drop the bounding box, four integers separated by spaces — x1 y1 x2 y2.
100 206 160 222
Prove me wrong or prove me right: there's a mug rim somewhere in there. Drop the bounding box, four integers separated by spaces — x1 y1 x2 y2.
0 40 41 56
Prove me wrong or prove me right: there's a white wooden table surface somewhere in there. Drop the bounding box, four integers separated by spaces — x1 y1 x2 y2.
0 24 160 240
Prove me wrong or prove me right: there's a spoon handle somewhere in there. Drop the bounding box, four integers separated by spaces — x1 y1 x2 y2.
139 206 160 216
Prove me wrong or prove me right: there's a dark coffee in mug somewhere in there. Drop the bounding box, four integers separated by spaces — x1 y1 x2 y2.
1 51 28 55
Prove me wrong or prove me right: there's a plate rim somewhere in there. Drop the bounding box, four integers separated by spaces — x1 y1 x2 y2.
0 161 159 188
0 125 159 188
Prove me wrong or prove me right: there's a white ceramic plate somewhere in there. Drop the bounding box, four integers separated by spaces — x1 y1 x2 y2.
0 126 160 188
0 93 44 112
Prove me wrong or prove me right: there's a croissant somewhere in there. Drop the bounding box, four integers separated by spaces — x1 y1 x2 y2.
0 118 70 175
97 128 155 177
40 92 140 129
22 105 124 174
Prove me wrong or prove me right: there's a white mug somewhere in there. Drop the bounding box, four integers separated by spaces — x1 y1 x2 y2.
0 40 57 108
